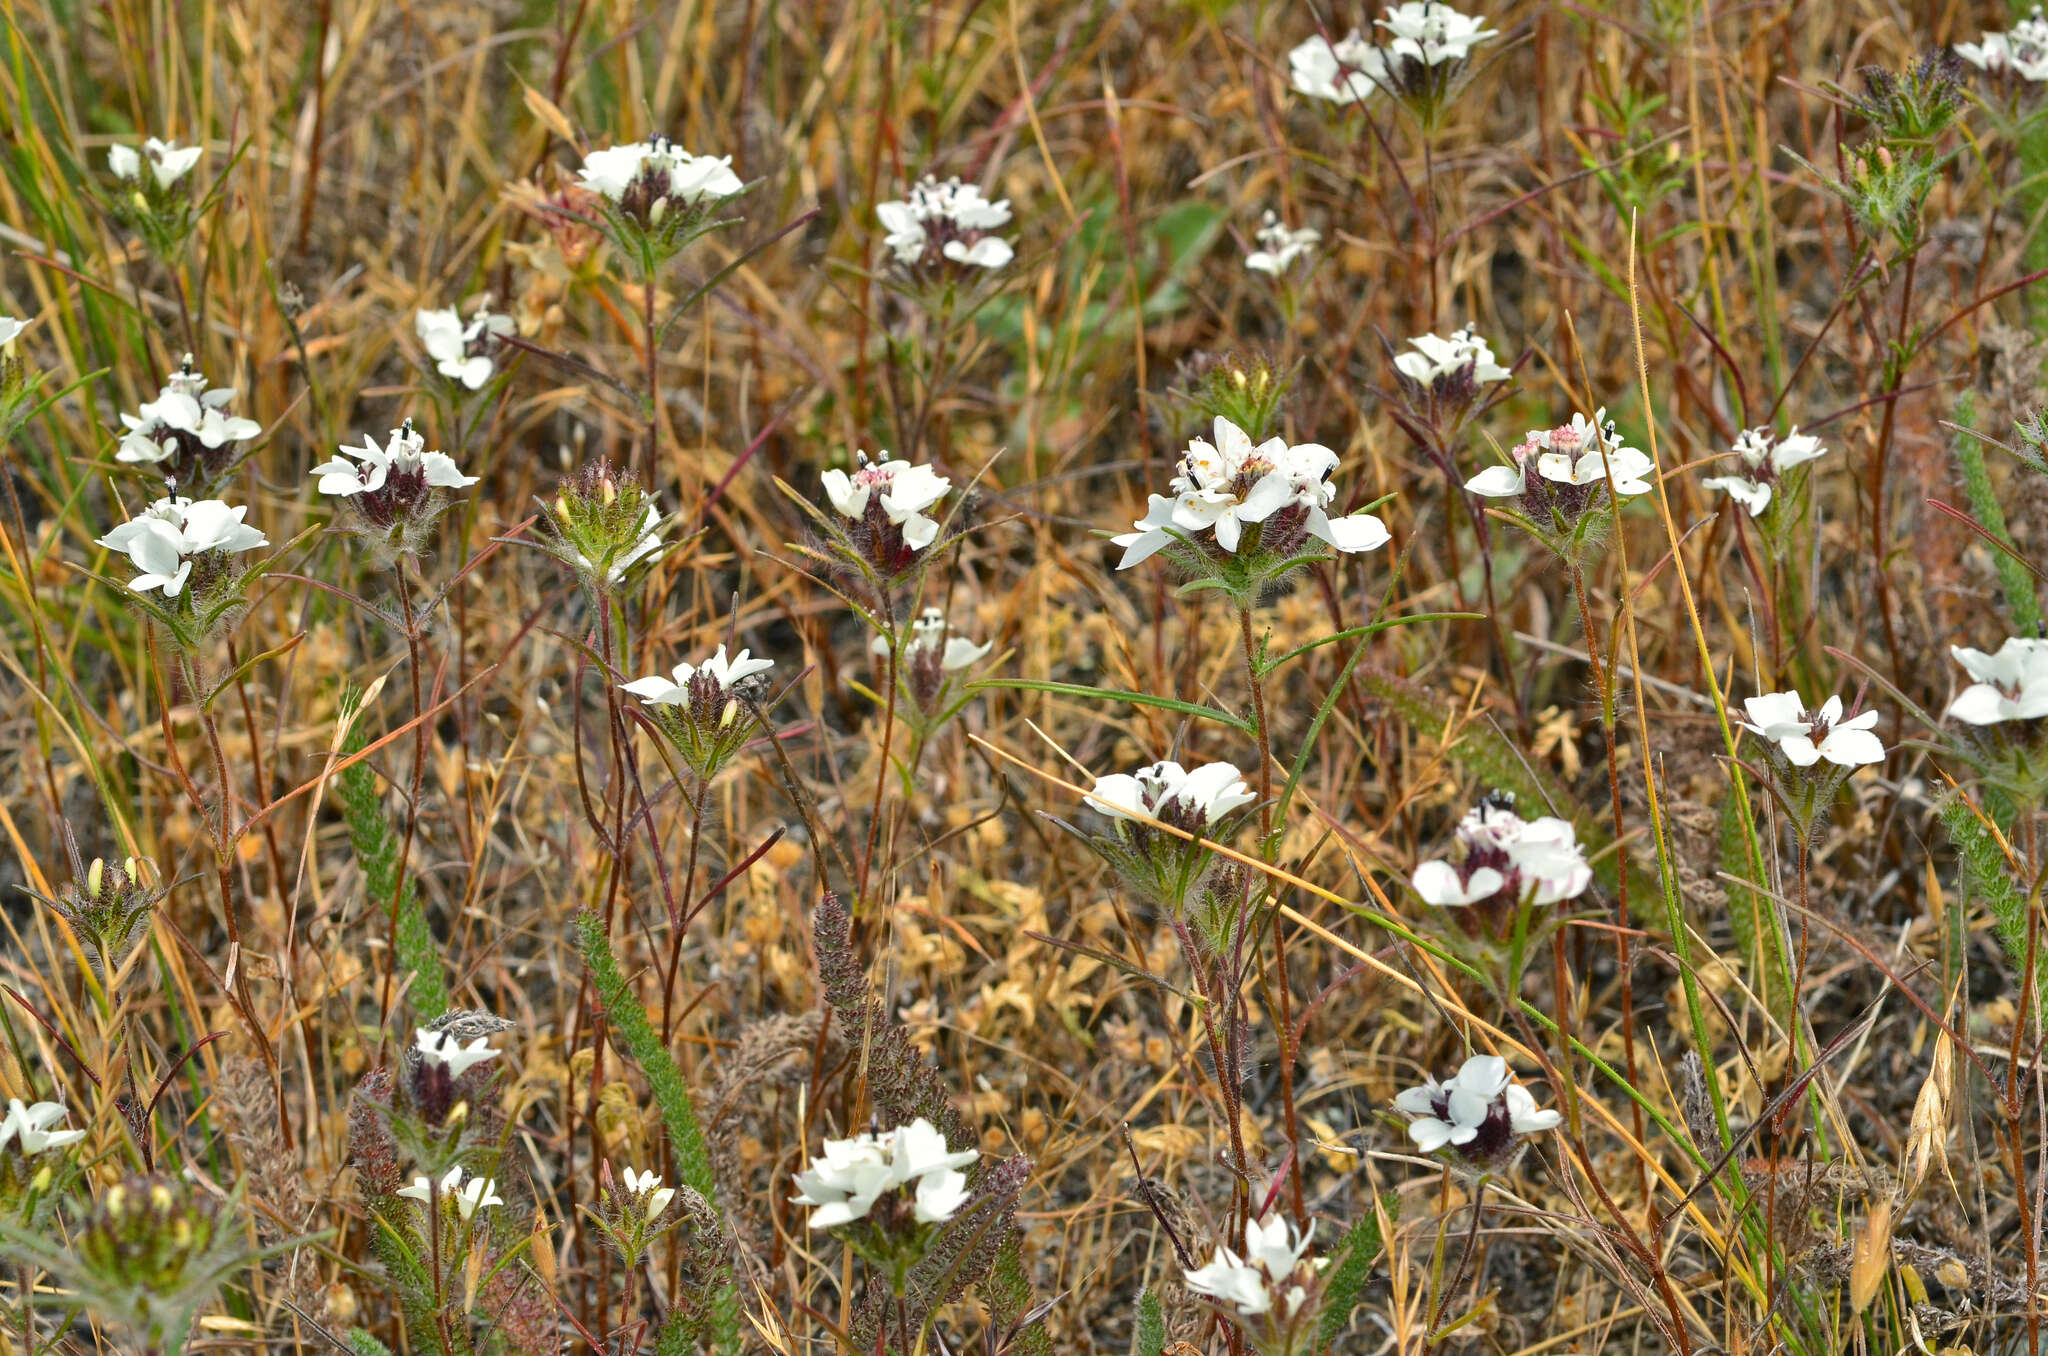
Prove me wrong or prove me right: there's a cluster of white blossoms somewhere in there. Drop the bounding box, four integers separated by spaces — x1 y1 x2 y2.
413 1028 502 1078
1085 760 1257 833
1289 2 1495 104
878 175 1015 271
1739 691 1885 768
1396 1054 1560 1164
1392 326 1511 388
1700 425 1826 518
622 645 775 708
397 1165 504 1222
578 136 744 211
96 495 267 598
1 1098 86 1156
1113 416 1390 568
1410 792 1592 908
115 358 262 470
1466 408 1653 504
108 136 203 189
416 303 515 390
1956 9 2048 81
791 1117 978 1229
1245 211 1320 275
873 608 993 672
1184 1213 1317 1320
1946 636 2048 725
822 451 953 553
315 421 477 512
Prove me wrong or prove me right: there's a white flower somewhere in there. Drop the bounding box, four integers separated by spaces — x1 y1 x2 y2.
313 423 478 498
108 136 203 188
414 1027 501 1078
1084 760 1256 828
790 1116 979 1229
1184 1214 1315 1320
1739 691 1885 768
416 303 515 390
621 1166 676 1221
820 452 952 551
577 137 743 205
1947 637 2048 725
1393 327 1511 387
621 645 775 705
398 1166 504 1221
877 176 1015 270
1245 211 1320 275
1377 2 1496 65
1957 11 2048 81
0 1099 86 1155
1410 793 1591 908
96 496 267 597
1700 425 1826 517
115 361 262 467
874 608 992 672
1466 409 1653 501
1289 31 1387 104
1396 1054 1559 1159
1112 416 1389 567
0 315 29 348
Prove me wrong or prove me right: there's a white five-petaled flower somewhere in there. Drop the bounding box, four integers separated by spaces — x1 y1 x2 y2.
1700 426 1826 518
1947 637 2048 725
1377 2 1497 66
878 175 1016 270
0 1099 86 1155
1739 691 1885 768
1290 30 1388 104
1466 409 1653 501
115 361 262 467
1396 1054 1560 1161
872 608 993 672
0 315 29 349
416 304 515 390
108 136 203 188
621 645 775 705
577 136 744 206
1411 793 1592 908
621 1166 676 1222
821 452 953 551
313 423 478 499
1184 1213 1316 1320
1393 326 1511 387
1111 416 1390 568
95 496 267 598
1245 211 1321 275
1957 10 2048 81
790 1117 979 1230
1084 760 1257 829
413 1028 501 1079
398 1166 505 1221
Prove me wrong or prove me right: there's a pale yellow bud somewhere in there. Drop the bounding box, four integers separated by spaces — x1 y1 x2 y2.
86 858 105 897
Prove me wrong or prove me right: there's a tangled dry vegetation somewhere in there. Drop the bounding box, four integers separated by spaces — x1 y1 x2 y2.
5 0 2048 1352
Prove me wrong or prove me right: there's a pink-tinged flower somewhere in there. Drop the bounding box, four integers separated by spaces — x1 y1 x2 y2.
1740 691 1885 768
821 451 952 553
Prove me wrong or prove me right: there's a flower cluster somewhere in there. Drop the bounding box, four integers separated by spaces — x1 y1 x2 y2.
114 357 263 486
1466 408 1651 556
397 1165 504 1221
790 1117 978 1230
1956 9 2048 81
1085 759 1256 832
1075 760 1257 931
878 175 1015 271
416 302 515 391
1700 425 1825 519
1410 791 1591 911
577 135 745 269
1740 691 1884 769
588 1163 688 1267
315 419 477 552
1290 3 1495 122
539 458 668 595
1245 212 1320 276
1948 637 2048 726
104 135 207 259
1184 1213 1320 1349
622 645 776 781
817 450 957 583
1390 325 1510 428
873 608 993 716
1397 1054 1559 1169
108 137 202 190
403 1022 506 1131
1112 416 1389 584
96 495 267 600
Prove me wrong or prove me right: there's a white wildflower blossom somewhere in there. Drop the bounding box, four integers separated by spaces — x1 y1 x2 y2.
1085 760 1257 829
1289 31 1387 105
1957 10 2048 81
878 176 1015 270
1739 691 1885 768
790 1117 979 1229
1393 327 1511 387
621 1166 677 1222
0 1099 87 1155
821 451 953 552
95 496 267 598
621 645 775 706
1410 792 1591 908
313 422 478 500
115 359 262 470
413 1028 501 1079
1377 2 1496 66
577 136 743 207
398 1166 504 1221
1396 1054 1559 1164
416 303 516 390
1947 636 2048 725
1700 425 1826 518
1245 212 1321 275
1184 1213 1316 1320
108 136 203 188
